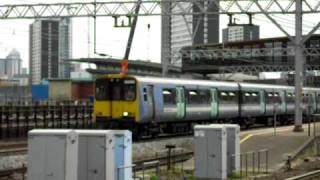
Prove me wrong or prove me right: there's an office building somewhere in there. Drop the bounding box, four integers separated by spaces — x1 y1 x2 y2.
0 49 22 78
222 24 260 43
6 49 22 78
29 18 72 84
222 15 260 43
161 1 220 67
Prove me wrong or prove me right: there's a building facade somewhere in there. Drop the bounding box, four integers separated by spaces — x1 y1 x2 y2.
6 49 22 78
0 59 6 76
0 49 22 78
161 1 219 68
29 18 72 84
222 24 260 43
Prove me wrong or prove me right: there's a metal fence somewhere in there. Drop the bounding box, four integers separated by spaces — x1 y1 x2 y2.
131 149 193 180
229 149 269 179
0 102 93 139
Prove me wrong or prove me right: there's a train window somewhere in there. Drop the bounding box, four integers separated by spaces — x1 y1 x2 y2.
111 79 122 100
123 79 136 101
266 92 281 104
242 92 259 103
186 90 210 104
143 88 147 101
163 89 176 105
95 79 110 100
220 91 238 104
221 92 228 96
287 93 295 103
199 90 210 104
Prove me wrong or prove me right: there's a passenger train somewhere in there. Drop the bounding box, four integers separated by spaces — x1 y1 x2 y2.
93 74 320 137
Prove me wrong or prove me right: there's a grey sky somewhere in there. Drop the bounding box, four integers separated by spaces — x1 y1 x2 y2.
0 0 319 70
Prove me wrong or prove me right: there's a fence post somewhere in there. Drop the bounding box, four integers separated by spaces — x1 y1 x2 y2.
67 104 70 128
240 153 243 177
82 104 86 128
5 105 10 138
16 105 20 138
181 149 184 178
51 105 55 128
25 106 29 136
166 145 176 171
34 104 38 128
43 105 47 128
252 151 255 174
75 105 79 128
88 103 93 128
266 150 269 174
245 152 248 177
258 151 260 173
59 105 63 128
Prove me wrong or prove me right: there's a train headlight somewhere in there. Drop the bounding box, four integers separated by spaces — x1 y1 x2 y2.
123 112 129 117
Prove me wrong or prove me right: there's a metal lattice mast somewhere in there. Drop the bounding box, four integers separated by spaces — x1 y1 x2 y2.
294 0 304 131
1 0 320 19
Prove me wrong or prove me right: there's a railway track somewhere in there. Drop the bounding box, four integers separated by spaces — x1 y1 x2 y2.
285 170 320 180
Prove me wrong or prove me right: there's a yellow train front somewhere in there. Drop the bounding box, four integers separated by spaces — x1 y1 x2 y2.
94 74 140 132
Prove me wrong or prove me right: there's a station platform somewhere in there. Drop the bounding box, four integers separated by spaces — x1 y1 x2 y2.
183 123 320 172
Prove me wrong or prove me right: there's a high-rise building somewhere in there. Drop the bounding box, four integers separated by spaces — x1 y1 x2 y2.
222 15 260 43
29 18 72 84
161 1 219 68
222 24 260 43
59 18 72 78
0 49 22 78
0 59 6 76
6 49 22 78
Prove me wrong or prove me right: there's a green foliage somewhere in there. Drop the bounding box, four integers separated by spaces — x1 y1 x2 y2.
150 176 158 180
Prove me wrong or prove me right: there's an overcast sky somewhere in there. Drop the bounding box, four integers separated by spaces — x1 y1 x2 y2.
0 0 319 70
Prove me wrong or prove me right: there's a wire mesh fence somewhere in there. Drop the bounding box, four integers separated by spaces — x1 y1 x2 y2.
0 102 93 139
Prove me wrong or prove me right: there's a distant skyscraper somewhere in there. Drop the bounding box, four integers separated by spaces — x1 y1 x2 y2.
58 18 72 78
222 16 260 43
161 1 220 68
222 24 259 43
0 59 6 76
0 49 22 78
29 18 72 84
6 49 22 78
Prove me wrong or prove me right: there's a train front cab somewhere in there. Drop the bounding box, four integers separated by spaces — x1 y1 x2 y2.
93 75 139 129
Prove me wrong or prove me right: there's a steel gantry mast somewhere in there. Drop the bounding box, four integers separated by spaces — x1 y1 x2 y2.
1 0 320 131
1 0 320 19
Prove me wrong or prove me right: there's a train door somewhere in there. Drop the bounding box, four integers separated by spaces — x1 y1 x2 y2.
210 88 219 118
259 90 266 114
176 87 186 119
310 92 317 114
279 90 286 113
143 85 155 120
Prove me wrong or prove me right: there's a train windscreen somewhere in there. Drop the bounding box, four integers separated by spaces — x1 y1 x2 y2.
95 78 136 101
95 79 110 100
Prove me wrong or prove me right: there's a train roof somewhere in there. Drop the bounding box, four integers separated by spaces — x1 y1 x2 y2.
100 74 320 91
133 76 320 91
134 76 239 88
